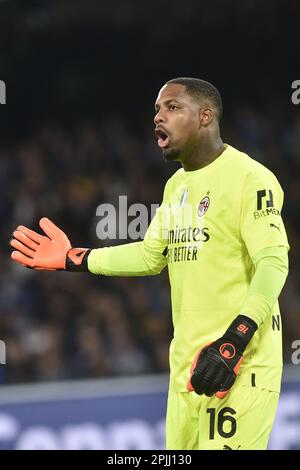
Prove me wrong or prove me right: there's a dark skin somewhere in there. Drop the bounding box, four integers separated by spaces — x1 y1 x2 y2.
154 83 225 171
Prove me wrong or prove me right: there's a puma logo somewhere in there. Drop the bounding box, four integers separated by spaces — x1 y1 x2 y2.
270 223 280 232
223 444 241 450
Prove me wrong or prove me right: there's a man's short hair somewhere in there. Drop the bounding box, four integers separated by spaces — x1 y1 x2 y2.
166 77 223 121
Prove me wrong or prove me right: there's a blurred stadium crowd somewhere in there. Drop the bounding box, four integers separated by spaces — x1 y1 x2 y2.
0 105 299 384
0 0 299 384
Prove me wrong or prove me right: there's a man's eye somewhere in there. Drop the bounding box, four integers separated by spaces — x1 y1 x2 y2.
169 104 178 110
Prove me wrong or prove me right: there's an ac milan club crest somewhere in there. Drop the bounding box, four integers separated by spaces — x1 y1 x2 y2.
198 196 210 217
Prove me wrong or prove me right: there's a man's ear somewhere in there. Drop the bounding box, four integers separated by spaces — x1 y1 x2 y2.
199 108 213 127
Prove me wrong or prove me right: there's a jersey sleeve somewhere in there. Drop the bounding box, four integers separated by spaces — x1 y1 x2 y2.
240 245 289 326
240 169 290 260
87 186 169 276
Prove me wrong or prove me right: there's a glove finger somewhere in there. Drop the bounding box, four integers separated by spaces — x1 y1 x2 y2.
191 363 209 395
206 368 227 396
16 225 45 244
11 250 34 267
188 348 208 392
194 353 208 376
201 364 220 396
12 230 39 250
217 369 230 390
10 239 35 258
193 363 219 396
190 349 212 395
218 371 236 392
39 218 67 241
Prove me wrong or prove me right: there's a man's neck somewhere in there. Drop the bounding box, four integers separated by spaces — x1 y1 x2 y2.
182 138 226 172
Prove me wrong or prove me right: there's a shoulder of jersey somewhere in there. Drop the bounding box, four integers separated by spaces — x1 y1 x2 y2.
226 145 276 180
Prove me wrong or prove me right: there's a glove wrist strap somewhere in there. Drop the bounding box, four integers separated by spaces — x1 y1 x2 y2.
224 314 258 353
66 248 91 272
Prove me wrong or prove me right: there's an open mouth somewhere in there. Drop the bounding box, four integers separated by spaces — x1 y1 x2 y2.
155 128 170 148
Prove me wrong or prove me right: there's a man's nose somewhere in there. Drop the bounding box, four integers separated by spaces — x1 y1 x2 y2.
154 110 166 126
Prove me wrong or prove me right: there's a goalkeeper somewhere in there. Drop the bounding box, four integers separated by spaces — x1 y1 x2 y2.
10 78 289 450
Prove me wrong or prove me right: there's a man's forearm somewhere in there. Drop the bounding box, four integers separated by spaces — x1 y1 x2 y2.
88 241 167 276
240 246 289 327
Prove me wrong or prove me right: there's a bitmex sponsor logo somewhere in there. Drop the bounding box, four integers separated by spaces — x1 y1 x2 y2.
253 208 281 220
254 189 280 219
0 81 6 104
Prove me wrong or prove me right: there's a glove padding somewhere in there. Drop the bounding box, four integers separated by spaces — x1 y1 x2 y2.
187 340 243 398
10 217 90 271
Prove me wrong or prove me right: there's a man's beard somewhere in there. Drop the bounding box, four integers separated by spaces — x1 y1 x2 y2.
162 145 181 162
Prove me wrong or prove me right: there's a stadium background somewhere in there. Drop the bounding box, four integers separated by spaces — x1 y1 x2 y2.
0 0 299 449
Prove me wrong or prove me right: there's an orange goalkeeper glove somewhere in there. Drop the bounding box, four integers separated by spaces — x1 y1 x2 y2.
187 315 257 398
10 217 91 271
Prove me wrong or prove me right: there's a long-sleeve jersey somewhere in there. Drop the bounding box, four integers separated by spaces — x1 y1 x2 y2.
88 145 289 392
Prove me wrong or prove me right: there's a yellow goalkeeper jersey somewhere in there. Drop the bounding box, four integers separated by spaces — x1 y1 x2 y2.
89 144 289 392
